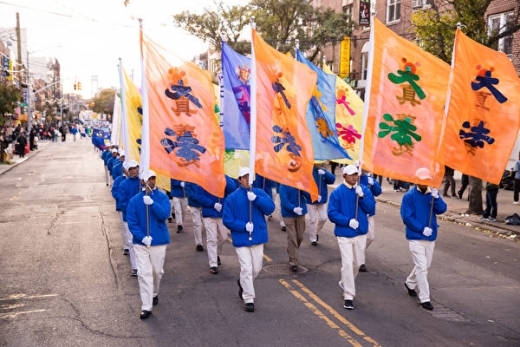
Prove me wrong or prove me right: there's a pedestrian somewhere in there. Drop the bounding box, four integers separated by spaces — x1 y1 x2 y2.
442 166 457 198
169 179 188 232
355 162 382 273
279 183 309 272
126 170 171 319
16 132 27 158
479 181 499 222
327 164 375 310
222 167 275 313
457 174 469 200
513 152 520 205
307 163 336 246
184 182 205 252
401 168 447 311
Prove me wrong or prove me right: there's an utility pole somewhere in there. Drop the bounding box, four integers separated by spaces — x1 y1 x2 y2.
15 13 22 83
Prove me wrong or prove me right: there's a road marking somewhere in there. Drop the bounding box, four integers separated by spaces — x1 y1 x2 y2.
280 279 381 347
263 254 273 262
0 294 58 301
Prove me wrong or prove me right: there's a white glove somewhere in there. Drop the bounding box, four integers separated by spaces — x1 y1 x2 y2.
293 207 303 215
317 195 322 203
143 195 153 205
180 181 185 187
318 169 325 175
349 218 359 229
245 222 254 232
355 186 364 197
142 236 152 247
214 202 222 212
423 227 433 237
367 177 374 186
431 188 439 199
247 191 257 201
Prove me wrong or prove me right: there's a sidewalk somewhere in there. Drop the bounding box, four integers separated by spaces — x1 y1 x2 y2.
0 140 48 176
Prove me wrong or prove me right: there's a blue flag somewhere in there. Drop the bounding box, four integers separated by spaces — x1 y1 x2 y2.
221 42 251 150
296 50 351 160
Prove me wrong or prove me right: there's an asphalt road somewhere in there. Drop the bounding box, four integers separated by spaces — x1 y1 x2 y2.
0 139 519 347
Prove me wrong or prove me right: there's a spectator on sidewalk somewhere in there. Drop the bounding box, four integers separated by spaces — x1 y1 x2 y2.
457 174 469 200
442 166 457 198
479 182 499 222
513 152 520 205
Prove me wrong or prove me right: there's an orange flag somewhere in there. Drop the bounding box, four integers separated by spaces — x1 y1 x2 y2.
444 29 520 184
362 18 450 187
252 29 318 200
141 34 226 197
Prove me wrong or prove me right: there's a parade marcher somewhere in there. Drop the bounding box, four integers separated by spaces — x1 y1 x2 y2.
252 173 276 219
193 175 237 274
355 161 382 272
307 164 335 246
170 178 188 233
106 149 120 187
279 183 309 271
328 164 375 310
184 182 205 252
71 125 78 141
117 160 141 276
273 183 286 232
127 170 171 319
112 162 130 255
223 167 275 312
110 150 125 180
401 168 447 311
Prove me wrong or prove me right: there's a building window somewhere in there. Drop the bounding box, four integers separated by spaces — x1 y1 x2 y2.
387 0 401 23
361 42 370 81
488 12 514 56
342 4 353 20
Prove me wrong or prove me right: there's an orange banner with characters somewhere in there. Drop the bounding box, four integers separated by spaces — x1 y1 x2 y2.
362 18 450 187
141 34 226 197
443 29 520 184
252 29 318 200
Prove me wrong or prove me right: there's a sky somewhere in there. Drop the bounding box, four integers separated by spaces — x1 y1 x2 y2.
0 0 238 99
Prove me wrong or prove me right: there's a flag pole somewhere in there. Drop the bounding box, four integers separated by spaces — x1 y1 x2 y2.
248 17 257 240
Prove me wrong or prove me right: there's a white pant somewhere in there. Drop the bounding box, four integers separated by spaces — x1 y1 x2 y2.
173 197 188 226
235 244 264 304
189 206 203 245
366 216 375 249
307 204 327 242
406 240 435 303
104 166 110 186
204 217 228 267
134 244 167 311
118 211 130 250
274 192 285 227
123 222 137 270
337 234 366 300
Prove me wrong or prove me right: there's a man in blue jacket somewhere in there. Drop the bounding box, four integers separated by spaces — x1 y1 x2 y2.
223 168 275 313
401 168 447 311
307 164 336 246
127 170 171 319
328 164 375 310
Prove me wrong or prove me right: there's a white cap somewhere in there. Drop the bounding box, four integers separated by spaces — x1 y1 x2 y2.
111 148 118 153
415 167 432 180
127 160 139 168
238 167 250 179
342 164 359 175
118 150 126 157
354 160 360 167
141 170 156 181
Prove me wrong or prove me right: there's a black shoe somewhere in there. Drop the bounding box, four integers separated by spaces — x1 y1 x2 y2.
244 303 255 312
106 183 109 186
196 244 204 252
123 249 130 256
458 192 462 199
311 241 317 246
237 279 243 299
140 310 152 319
359 264 367 272
210 266 219 274
343 300 354 310
131 269 138 276
168 217 173 223
217 256 221 266
404 283 417 297
153 296 158 305
281 226 286 232
290 265 298 272
421 301 434 310
177 225 183 233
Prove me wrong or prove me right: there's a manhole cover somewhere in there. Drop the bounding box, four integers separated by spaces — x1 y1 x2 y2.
263 263 308 275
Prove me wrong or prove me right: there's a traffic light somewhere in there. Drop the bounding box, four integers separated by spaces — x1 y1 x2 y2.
74 83 77 90
77 82 82 90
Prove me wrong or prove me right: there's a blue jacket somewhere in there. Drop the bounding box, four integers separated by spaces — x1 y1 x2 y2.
279 184 309 218
194 176 238 218
359 174 382 217
184 182 202 208
101 150 111 164
106 156 118 172
223 186 275 247
169 179 187 198
111 160 123 179
118 176 142 221
111 175 126 211
309 167 336 205
327 183 376 238
400 186 447 241
127 189 171 246
252 174 276 200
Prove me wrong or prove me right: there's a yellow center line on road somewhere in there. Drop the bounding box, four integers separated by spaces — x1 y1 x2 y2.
263 254 273 262
282 279 381 347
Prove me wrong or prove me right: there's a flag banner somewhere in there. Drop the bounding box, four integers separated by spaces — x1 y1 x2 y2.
111 92 122 147
221 42 251 150
362 18 450 186
295 49 351 161
444 29 520 184
141 33 226 197
322 64 364 164
223 149 250 179
122 67 143 163
252 29 318 200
